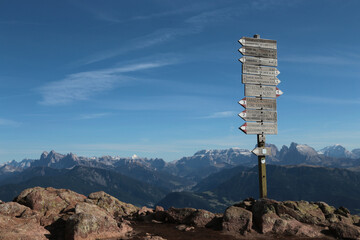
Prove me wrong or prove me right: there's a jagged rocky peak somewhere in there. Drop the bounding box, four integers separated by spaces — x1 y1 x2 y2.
66 152 78 160
40 151 48 159
319 144 357 159
40 150 64 162
289 142 318 156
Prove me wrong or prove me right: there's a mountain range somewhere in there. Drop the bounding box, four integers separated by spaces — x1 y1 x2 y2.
0 142 359 213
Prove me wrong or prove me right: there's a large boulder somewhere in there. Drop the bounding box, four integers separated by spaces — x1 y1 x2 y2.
86 191 139 219
152 207 216 228
329 222 360 240
65 202 132 240
271 218 323 237
233 198 325 237
14 187 86 226
252 198 279 233
222 206 252 234
185 209 216 227
281 200 326 225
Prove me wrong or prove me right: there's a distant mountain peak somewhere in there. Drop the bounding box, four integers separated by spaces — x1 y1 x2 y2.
193 148 251 156
318 145 356 159
41 151 49 158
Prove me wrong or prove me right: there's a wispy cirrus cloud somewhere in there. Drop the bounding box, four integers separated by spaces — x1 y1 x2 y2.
78 113 110 120
73 1 299 66
200 111 237 119
76 6 241 66
77 27 198 66
38 61 174 106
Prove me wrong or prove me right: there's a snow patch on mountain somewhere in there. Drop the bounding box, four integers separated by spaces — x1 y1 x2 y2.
318 145 357 159
295 144 318 156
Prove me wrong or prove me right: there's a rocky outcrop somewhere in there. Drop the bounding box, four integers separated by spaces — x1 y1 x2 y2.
64 202 133 240
222 205 252 234
86 191 139 219
0 214 50 240
14 186 86 226
222 198 360 239
0 201 49 239
0 187 137 240
150 207 216 228
2 187 360 240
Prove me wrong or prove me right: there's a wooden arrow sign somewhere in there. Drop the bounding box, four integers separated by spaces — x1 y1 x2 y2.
243 64 280 76
238 37 277 49
242 74 280 86
252 147 272 156
238 97 277 110
239 56 277 67
239 122 278 135
245 85 283 98
238 109 277 122
239 46 277 59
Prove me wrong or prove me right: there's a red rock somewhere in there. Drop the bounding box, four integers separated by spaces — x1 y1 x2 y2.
329 222 360 240
86 191 138 219
252 199 278 233
14 187 86 225
316 201 336 215
272 218 322 237
139 206 154 216
281 200 326 225
185 209 215 227
155 206 164 212
222 206 252 234
0 214 49 240
65 202 133 240
0 201 38 219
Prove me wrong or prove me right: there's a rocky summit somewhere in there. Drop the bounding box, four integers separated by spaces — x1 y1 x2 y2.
0 187 360 240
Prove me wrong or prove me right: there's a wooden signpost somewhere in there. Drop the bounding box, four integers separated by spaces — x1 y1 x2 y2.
242 74 280 85
237 34 283 199
242 65 280 76
238 46 277 58
244 85 283 98
238 97 277 110
239 109 277 122
239 122 278 135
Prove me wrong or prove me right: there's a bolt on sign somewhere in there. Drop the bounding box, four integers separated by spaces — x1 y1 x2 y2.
237 34 283 199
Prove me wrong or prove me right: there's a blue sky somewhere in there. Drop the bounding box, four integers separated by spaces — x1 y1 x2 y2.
1 0 360 163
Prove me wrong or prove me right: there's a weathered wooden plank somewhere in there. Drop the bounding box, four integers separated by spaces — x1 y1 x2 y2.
239 56 277 66
239 37 277 49
245 85 279 98
239 122 278 135
238 97 277 110
242 74 280 86
238 109 277 122
239 46 277 58
242 65 280 76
